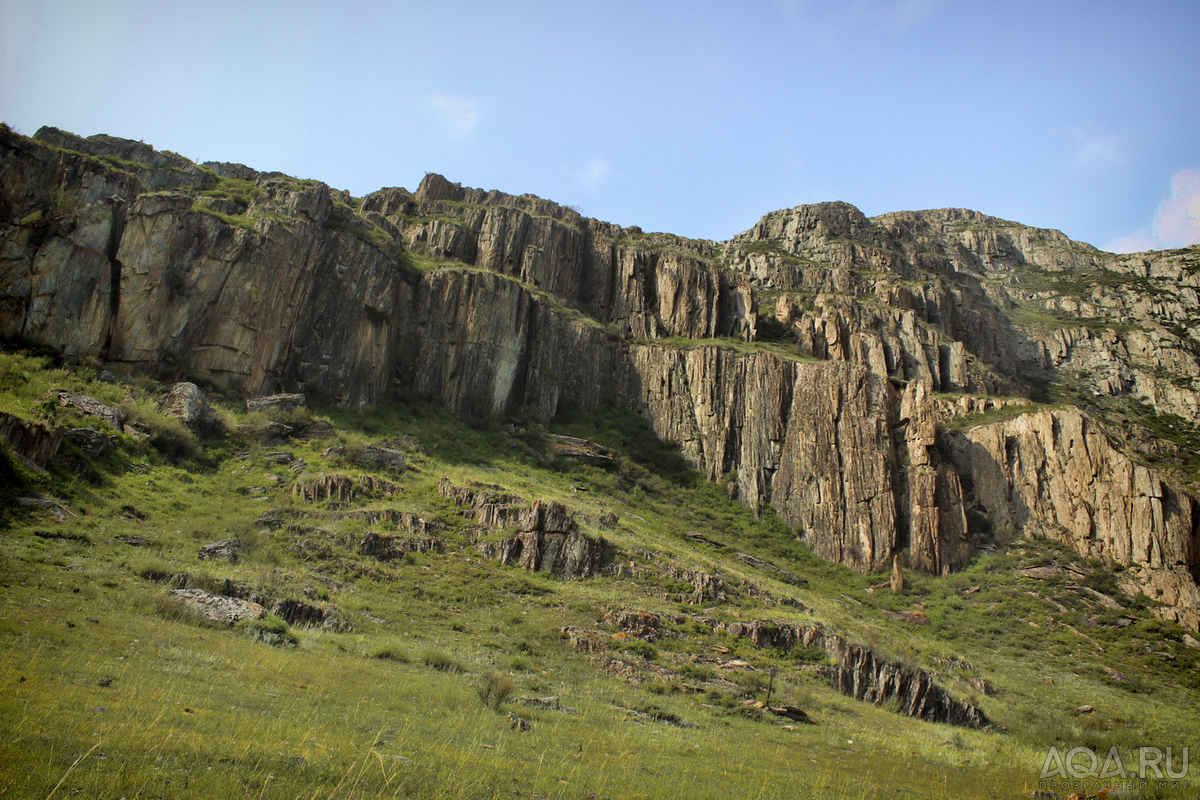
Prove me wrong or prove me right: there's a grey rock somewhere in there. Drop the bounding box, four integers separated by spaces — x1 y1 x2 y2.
168 588 264 623
246 394 307 415
158 383 223 437
357 443 406 475
64 426 110 456
198 539 240 562
56 391 122 431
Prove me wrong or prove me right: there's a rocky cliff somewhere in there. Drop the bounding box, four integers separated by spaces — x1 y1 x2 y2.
2 124 1198 627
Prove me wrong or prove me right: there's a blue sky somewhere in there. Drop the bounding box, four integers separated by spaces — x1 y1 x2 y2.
3 0 1198 252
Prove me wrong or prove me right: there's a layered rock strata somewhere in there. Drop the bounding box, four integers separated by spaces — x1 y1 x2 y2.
725 617 991 728
3 126 1199 624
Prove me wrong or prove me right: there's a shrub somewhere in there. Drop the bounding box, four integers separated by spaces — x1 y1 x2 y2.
475 668 515 710
119 399 198 461
422 648 463 673
620 640 658 661
372 644 411 663
238 614 299 647
790 645 828 665
677 662 714 682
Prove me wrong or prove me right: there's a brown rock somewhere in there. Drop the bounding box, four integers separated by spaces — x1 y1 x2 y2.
890 556 905 594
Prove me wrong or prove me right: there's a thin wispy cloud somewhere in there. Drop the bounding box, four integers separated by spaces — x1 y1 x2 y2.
1071 129 1122 166
1106 168 1200 253
423 94 482 141
578 157 611 190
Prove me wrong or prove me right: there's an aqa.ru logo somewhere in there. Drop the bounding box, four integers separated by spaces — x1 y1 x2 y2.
1040 746 1189 780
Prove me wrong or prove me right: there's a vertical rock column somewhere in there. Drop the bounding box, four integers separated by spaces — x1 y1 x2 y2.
901 382 969 575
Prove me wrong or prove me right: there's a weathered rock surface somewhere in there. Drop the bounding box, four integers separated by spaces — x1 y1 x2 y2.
943 407 1200 629
158 382 224 437
198 538 239 562
627 348 899 572
0 411 63 467
479 528 612 579
55 391 122 431
246 393 306 415
724 617 990 728
3 125 1199 623
358 531 444 560
169 588 264 623
63 425 110 457
439 480 612 578
291 473 400 505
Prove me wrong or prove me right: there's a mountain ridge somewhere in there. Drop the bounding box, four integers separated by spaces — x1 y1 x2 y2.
2 123 1197 631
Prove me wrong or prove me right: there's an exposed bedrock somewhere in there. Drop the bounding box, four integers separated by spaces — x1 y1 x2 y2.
2 126 1199 625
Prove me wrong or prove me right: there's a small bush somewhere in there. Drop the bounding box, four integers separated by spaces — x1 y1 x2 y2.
422 648 463 673
619 640 658 661
238 614 299 647
677 662 714 682
790 645 829 665
371 641 411 662
475 668 515 710
119 400 198 461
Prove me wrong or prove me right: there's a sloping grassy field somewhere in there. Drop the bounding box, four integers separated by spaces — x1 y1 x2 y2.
0 345 1197 799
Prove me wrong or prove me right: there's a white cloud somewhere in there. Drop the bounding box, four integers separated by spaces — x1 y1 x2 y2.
578 157 611 189
1072 129 1122 166
423 94 482 141
1105 168 1200 253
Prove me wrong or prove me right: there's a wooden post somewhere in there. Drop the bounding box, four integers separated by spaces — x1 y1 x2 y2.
766 666 778 706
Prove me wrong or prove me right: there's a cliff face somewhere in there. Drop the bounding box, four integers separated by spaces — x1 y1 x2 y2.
2 124 1198 627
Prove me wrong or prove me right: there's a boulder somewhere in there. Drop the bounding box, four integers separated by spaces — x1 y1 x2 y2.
56 391 122 431
158 382 223 437
245 393 306 415
357 443 406 475
168 588 264 623
64 426 110 457
198 539 240 562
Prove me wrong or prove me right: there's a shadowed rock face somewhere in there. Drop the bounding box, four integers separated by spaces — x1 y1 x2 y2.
2 126 1198 626
725 618 991 728
440 481 613 578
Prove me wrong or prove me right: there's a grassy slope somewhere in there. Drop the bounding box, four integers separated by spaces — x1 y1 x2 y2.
1 346 1197 800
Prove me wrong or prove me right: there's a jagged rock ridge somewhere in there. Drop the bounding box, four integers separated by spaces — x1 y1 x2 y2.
1 124 1198 628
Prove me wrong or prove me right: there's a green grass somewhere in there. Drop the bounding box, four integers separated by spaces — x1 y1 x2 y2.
1 342 1198 799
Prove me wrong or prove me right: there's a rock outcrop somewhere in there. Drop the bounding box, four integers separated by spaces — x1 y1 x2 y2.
3 124 1199 625
438 480 613 578
158 382 224 437
944 408 1200 629
725 617 991 728
0 411 63 467
169 588 264 624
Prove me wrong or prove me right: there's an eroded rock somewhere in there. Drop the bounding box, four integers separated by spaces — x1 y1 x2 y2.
169 588 263 623
158 382 223 437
